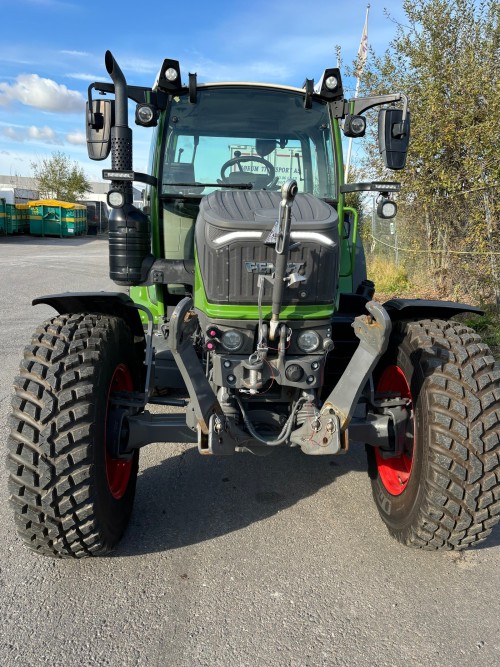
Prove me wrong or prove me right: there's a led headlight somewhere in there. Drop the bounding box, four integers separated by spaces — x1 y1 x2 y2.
297 330 321 353
343 114 367 138
285 364 303 382
221 330 244 352
377 198 398 219
135 103 158 127
107 190 125 208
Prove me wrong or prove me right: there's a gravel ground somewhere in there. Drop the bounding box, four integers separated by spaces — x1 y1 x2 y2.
0 236 498 667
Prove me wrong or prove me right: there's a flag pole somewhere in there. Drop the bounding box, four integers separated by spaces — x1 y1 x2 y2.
344 3 370 182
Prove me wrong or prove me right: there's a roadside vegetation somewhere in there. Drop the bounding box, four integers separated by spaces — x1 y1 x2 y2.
352 0 499 319
368 257 500 359
460 307 500 360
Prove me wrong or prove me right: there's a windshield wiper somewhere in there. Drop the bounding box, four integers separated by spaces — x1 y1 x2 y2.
162 182 253 190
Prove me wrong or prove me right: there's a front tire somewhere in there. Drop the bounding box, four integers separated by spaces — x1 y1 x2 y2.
7 314 142 558
367 319 500 550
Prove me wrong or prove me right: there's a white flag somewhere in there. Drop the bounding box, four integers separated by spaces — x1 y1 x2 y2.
356 9 369 76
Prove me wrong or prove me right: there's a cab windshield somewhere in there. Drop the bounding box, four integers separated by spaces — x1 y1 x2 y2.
161 87 337 199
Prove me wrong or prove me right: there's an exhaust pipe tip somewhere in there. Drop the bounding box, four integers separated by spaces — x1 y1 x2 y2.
105 50 114 76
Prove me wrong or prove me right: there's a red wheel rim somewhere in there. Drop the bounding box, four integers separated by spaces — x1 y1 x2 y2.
375 365 414 496
105 363 133 499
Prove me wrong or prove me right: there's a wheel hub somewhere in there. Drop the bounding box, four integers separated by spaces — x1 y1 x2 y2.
105 364 134 499
374 365 414 496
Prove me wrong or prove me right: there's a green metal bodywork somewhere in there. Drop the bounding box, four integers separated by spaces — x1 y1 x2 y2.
193 255 335 320
130 118 166 324
129 95 357 323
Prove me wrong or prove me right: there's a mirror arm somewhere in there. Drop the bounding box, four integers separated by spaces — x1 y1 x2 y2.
89 81 166 113
93 82 115 95
350 93 408 129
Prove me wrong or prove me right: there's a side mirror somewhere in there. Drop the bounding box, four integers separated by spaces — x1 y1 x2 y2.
378 107 410 170
86 99 115 161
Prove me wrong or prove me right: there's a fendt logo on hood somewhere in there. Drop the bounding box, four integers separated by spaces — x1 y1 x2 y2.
245 261 304 275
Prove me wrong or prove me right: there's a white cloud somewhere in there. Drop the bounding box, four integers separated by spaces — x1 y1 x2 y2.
3 125 61 144
66 72 102 82
60 50 90 57
66 130 86 145
4 127 23 141
0 74 84 113
29 126 59 142
3 124 88 148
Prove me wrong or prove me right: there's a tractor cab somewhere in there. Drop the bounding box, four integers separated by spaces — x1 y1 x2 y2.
156 84 339 299
161 85 337 199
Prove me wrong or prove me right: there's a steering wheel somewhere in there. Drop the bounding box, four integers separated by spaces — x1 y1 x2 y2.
220 155 276 188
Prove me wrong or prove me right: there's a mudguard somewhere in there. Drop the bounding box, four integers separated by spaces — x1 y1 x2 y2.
32 291 146 340
383 298 483 321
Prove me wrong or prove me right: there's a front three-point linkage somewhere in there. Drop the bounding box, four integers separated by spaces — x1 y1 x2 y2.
292 301 393 454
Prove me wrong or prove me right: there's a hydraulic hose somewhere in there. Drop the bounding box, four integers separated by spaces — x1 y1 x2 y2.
235 395 305 446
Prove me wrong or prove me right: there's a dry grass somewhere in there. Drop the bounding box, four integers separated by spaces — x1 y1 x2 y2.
367 256 500 360
367 256 411 297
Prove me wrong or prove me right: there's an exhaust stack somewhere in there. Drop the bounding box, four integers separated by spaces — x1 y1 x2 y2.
105 51 152 286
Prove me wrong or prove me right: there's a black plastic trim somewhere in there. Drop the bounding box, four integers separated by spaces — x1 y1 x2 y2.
382 298 484 321
32 292 146 340
146 259 195 286
340 181 400 194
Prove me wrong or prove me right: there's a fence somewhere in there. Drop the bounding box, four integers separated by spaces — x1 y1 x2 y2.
365 186 500 305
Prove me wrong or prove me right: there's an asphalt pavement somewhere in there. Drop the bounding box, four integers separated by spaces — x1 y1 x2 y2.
0 236 498 667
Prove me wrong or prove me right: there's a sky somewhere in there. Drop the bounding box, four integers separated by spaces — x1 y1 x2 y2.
0 0 405 183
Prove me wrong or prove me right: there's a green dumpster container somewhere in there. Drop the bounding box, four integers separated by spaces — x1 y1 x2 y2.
15 204 30 233
62 204 87 236
28 200 87 237
0 198 5 235
6 204 23 234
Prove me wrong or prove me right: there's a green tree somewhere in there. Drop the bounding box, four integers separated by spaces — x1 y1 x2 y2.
359 0 500 302
31 151 92 202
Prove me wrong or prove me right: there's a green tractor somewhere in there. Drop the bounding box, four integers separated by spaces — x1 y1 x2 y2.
8 51 500 557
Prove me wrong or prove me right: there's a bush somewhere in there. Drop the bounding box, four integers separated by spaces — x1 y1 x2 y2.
460 306 500 358
367 256 411 294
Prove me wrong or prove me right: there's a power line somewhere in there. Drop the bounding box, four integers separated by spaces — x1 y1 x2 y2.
369 234 500 256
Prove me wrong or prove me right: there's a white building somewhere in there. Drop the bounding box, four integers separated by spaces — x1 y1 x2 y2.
0 175 142 206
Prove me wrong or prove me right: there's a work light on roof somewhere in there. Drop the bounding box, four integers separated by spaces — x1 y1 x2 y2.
325 75 339 91
319 68 343 102
164 67 178 82
154 59 182 93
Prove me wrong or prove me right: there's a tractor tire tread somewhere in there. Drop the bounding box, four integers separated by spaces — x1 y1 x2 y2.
7 313 132 558
392 319 500 550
